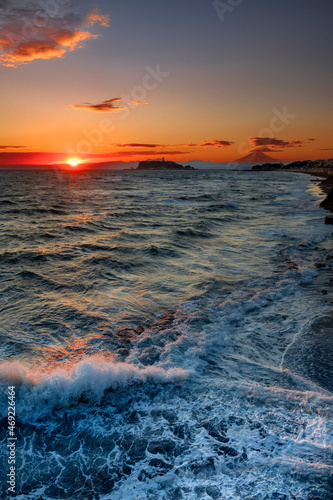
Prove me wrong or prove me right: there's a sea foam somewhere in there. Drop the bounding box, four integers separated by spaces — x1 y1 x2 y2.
0 356 193 417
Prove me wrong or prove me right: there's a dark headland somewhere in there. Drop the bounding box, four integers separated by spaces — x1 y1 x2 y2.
137 159 195 170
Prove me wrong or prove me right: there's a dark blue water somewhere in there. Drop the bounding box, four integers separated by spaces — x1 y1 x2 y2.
0 169 332 499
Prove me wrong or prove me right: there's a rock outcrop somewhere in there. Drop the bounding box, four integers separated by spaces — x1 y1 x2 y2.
319 174 333 194
137 160 195 170
320 188 333 212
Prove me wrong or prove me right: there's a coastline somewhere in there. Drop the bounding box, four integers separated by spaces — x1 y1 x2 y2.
286 170 333 193
282 169 333 211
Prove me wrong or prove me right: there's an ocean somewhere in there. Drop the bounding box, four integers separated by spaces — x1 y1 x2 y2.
0 168 332 499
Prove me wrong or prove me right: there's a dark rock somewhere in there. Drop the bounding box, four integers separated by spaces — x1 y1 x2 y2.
321 189 333 212
137 160 195 170
320 174 333 194
325 216 333 224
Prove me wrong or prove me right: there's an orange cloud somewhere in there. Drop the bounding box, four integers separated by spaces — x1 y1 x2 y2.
111 150 191 157
52 30 98 49
72 98 126 112
114 142 198 148
115 143 167 148
0 145 25 150
1 41 67 66
131 100 148 105
248 137 307 149
113 141 234 149
199 140 233 148
86 10 110 28
0 3 109 67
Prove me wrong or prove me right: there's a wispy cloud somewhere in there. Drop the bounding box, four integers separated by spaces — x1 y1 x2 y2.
111 150 191 157
115 143 167 148
112 140 233 149
199 140 234 148
131 100 148 105
72 98 148 112
86 9 110 28
0 2 109 67
0 145 26 150
248 137 305 149
72 98 126 112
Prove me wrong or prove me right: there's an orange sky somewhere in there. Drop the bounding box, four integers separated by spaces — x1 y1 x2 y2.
0 1 332 166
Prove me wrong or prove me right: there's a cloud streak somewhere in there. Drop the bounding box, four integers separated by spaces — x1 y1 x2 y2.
0 2 110 67
115 143 167 148
199 140 234 148
72 98 148 112
112 150 191 157
72 98 126 113
131 100 148 105
0 145 25 150
248 137 305 149
112 140 233 149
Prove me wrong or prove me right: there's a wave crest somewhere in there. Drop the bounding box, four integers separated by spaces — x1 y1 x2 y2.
0 356 193 417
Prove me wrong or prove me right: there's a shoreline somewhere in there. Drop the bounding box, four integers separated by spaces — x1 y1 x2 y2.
290 170 331 194
282 169 333 210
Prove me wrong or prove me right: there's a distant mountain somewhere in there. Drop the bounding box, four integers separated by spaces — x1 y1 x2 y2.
234 150 282 165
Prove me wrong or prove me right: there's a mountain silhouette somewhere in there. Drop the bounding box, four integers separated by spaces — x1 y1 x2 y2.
234 150 282 164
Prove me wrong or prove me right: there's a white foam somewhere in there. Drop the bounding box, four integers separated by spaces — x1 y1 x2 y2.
0 356 193 417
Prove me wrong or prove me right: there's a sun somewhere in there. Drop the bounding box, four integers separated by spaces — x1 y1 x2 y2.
67 157 81 167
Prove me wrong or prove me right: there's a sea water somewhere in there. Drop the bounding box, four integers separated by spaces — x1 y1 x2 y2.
0 169 332 499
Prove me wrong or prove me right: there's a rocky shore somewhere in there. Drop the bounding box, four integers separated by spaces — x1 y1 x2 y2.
252 159 333 215
319 174 333 195
252 158 333 175
320 177 333 215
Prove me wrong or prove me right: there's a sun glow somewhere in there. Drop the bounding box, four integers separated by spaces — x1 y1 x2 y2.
67 157 81 167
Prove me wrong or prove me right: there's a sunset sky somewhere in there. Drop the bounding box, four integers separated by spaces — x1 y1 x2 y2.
0 0 332 166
